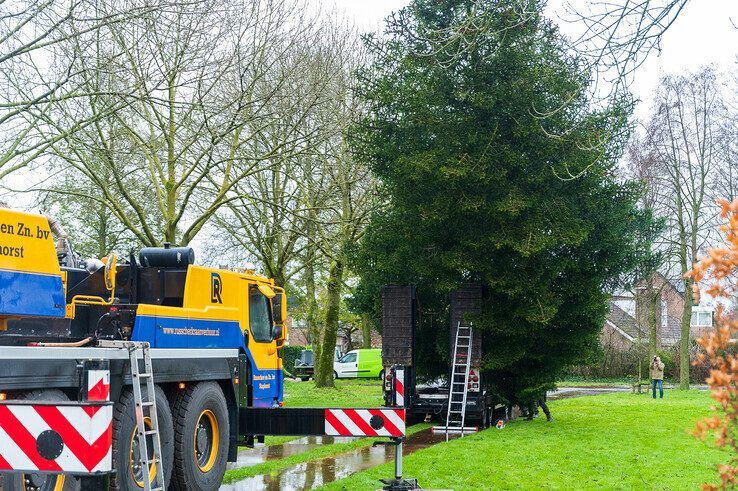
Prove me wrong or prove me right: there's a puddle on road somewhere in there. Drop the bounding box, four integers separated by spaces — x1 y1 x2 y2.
222 429 447 490
229 437 355 467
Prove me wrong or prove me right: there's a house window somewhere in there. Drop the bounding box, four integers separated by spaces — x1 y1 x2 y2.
690 311 712 327
660 299 668 329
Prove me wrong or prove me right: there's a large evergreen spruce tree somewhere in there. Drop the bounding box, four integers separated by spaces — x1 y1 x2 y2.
351 0 658 404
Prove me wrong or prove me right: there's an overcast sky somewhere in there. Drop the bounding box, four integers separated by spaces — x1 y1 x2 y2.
326 0 738 121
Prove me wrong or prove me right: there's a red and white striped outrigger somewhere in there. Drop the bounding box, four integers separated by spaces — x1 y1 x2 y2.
325 367 406 438
324 408 405 437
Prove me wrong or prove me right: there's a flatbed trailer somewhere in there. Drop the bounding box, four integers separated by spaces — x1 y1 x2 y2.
381 285 497 429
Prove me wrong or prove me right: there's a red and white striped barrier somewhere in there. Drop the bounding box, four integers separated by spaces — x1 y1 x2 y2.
394 368 405 406
0 402 113 474
325 408 405 437
86 369 110 402
0 368 112 475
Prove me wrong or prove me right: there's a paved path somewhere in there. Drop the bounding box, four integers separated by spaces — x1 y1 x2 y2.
550 384 709 400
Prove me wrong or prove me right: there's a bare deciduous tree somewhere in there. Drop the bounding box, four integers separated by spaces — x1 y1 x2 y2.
0 0 145 178
210 23 344 287
566 0 690 99
39 0 325 246
644 67 724 389
313 106 379 387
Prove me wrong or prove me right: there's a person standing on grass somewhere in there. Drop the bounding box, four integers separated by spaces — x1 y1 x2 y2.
538 393 553 422
650 356 665 399
524 392 553 422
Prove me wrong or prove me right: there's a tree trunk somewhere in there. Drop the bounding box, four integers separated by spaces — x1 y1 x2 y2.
272 270 286 291
648 291 659 359
96 209 110 259
680 279 693 389
315 258 344 388
304 258 320 371
304 215 321 381
361 313 372 348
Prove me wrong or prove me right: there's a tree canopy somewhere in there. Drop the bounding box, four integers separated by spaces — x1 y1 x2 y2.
351 0 658 404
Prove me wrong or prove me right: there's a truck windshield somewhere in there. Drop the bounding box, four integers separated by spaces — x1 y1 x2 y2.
340 352 356 363
249 289 272 342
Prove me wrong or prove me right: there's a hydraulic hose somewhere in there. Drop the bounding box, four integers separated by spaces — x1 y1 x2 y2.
27 336 93 348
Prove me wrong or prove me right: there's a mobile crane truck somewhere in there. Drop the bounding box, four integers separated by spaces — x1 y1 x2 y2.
0 208 410 491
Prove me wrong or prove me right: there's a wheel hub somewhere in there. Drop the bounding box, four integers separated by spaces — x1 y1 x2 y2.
194 409 218 472
196 424 209 454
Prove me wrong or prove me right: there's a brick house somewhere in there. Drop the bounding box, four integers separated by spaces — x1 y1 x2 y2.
603 272 714 351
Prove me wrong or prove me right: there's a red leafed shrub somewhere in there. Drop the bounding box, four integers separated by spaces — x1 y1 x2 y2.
687 199 738 490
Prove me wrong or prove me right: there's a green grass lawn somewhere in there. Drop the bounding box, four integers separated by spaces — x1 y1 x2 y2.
320 391 727 490
283 378 384 407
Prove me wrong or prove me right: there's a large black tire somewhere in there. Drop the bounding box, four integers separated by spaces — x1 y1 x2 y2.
171 382 228 491
111 386 174 490
1 390 80 491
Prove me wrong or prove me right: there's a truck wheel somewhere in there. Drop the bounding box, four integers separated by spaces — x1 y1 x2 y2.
111 386 174 490
171 382 228 491
1 390 79 491
333 371 339 379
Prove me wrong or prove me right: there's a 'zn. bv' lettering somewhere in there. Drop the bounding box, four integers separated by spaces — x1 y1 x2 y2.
13 223 49 240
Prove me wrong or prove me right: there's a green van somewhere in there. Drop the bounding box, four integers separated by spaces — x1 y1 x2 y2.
333 348 383 379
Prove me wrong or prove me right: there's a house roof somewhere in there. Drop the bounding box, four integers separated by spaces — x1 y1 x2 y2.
607 301 646 341
636 271 685 295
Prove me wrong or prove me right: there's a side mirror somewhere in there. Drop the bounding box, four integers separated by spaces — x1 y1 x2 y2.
273 292 287 325
104 253 117 292
271 324 283 342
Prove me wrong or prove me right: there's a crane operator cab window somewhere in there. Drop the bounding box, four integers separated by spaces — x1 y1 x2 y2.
249 286 273 342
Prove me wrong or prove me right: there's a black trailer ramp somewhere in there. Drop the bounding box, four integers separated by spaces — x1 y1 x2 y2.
449 284 482 366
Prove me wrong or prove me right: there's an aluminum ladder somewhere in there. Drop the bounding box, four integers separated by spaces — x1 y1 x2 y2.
127 341 165 491
433 322 476 441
